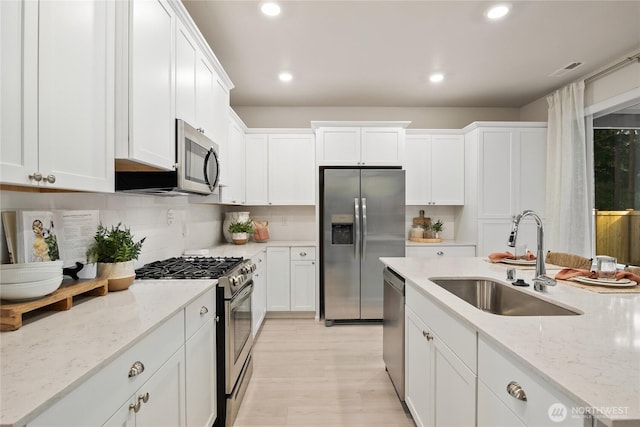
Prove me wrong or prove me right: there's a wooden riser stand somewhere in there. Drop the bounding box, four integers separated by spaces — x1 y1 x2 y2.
0 278 108 331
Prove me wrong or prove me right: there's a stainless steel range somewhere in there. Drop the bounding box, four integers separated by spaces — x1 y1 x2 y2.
135 256 255 427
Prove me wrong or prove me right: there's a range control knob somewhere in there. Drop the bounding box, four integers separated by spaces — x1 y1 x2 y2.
229 276 238 286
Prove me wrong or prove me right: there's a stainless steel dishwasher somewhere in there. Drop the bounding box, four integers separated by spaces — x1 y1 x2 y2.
382 267 405 401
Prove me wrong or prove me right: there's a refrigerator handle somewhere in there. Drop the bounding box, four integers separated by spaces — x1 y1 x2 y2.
362 197 367 260
354 198 360 260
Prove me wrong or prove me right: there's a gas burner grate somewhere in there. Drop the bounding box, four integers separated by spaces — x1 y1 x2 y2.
135 256 243 280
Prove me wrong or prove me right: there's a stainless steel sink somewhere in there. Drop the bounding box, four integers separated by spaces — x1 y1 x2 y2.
429 277 581 316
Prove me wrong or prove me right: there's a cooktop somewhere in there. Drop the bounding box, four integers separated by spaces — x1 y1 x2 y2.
135 256 243 280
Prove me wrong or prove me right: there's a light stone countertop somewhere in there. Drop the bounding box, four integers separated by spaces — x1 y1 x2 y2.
191 240 316 259
0 279 215 427
380 256 640 427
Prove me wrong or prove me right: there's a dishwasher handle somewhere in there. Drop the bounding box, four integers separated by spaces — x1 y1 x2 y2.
383 267 405 295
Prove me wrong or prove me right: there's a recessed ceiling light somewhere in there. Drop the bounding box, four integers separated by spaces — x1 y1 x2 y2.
486 4 510 20
261 2 281 17
279 72 293 82
429 73 444 83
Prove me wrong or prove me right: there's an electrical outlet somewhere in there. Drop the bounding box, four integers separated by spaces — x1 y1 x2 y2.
167 209 175 225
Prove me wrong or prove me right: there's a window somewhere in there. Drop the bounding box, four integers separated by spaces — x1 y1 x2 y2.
592 103 640 265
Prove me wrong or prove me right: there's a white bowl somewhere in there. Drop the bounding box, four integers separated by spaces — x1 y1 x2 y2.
0 275 63 301
0 261 64 284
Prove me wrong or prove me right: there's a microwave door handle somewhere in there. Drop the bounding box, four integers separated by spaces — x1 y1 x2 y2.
203 147 217 192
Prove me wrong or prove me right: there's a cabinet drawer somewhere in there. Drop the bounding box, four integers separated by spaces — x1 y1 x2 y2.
478 336 586 427
290 246 316 260
406 282 476 372
29 311 185 427
406 245 476 257
185 288 215 340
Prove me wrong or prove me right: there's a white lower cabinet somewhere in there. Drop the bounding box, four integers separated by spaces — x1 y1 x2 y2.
405 305 476 427
28 288 219 427
103 348 186 427
184 289 216 427
478 336 590 427
266 246 316 312
251 250 267 336
405 245 476 258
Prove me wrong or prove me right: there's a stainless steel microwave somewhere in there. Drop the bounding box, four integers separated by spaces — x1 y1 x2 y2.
115 119 220 196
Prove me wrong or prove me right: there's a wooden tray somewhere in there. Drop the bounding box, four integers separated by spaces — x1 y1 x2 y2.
409 237 443 243
0 278 108 331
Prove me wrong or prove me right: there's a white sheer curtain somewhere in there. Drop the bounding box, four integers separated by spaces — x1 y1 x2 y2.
545 81 593 257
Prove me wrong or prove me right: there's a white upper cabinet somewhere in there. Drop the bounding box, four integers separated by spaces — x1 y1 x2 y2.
1 0 115 192
405 132 464 205
244 132 316 205
268 134 315 205
220 112 246 204
245 134 269 205
313 122 409 166
115 0 175 171
477 127 547 218
116 0 232 171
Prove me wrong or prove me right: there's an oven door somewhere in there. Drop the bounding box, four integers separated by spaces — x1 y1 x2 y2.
225 281 253 393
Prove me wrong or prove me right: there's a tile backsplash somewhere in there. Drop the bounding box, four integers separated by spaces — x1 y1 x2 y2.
0 191 223 267
405 205 458 240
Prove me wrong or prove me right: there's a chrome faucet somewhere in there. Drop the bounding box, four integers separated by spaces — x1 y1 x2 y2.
508 210 556 292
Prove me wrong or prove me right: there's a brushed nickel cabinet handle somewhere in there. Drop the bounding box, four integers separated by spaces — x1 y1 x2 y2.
300 252 307 257
437 251 444 256
200 306 209 315
507 381 527 401
139 392 149 403
422 330 434 341
29 172 42 182
46 174 56 183
129 400 141 413
128 361 145 377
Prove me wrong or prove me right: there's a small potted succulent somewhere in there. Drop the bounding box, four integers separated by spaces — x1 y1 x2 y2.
86 223 146 291
228 219 254 245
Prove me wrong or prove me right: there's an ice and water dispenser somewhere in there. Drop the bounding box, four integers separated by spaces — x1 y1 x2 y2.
331 214 354 245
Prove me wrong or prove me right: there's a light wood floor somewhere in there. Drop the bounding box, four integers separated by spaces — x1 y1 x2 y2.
234 318 415 427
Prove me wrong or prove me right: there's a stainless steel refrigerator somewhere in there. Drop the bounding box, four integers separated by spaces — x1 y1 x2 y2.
321 168 405 325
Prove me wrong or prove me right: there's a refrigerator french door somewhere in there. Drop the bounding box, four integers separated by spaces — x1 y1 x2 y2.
322 168 405 324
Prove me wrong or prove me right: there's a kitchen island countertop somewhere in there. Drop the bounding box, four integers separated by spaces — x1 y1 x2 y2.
380 256 640 427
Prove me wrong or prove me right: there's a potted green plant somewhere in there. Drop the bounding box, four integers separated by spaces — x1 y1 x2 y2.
87 223 146 291
431 219 445 239
228 219 253 245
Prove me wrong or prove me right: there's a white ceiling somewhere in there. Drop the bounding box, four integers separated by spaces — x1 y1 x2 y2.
182 1 640 108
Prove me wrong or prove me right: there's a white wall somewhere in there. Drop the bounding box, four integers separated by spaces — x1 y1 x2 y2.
0 191 224 267
234 106 520 129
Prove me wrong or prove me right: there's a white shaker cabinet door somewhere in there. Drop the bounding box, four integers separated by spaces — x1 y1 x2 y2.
316 127 360 165
478 129 515 218
405 134 432 205
127 0 175 170
405 307 433 427
266 247 290 311
220 117 245 204
517 128 547 217
185 320 216 427
268 134 315 205
175 21 197 126
430 135 464 205
290 260 315 311
0 0 37 185
244 134 269 205
360 128 404 166
196 57 216 137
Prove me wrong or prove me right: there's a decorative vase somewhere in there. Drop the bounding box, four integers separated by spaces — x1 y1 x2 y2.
231 232 248 245
97 261 136 292
223 211 250 243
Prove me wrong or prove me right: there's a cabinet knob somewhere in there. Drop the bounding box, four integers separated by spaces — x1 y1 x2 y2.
300 252 307 257
506 381 527 401
29 172 43 182
422 330 434 341
437 251 444 256
200 306 209 315
45 174 56 184
128 361 145 377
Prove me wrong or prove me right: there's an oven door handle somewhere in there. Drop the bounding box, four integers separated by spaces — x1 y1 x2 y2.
230 282 253 309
